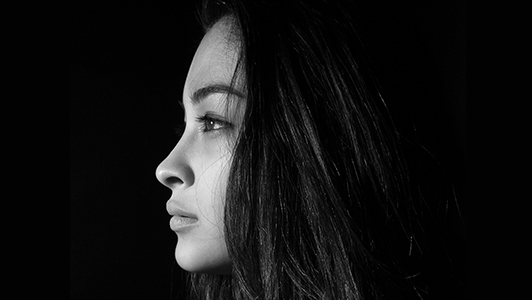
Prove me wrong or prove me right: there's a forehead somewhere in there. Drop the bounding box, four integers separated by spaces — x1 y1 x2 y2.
184 17 240 98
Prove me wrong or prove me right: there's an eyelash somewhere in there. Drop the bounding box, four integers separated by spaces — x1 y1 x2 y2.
174 115 233 138
195 115 232 133
174 124 185 138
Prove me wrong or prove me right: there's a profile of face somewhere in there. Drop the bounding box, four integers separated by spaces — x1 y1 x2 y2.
155 17 242 274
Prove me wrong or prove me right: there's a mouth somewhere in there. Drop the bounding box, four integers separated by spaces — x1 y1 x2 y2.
169 215 198 232
167 200 197 218
166 200 198 232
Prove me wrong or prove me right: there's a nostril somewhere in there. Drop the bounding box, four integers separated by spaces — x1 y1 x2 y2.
165 176 184 186
155 158 193 188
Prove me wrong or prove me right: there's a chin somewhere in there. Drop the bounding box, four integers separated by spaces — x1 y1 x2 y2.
175 238 232 274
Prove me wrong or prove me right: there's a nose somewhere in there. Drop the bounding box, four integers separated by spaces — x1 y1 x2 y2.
155 143 194 189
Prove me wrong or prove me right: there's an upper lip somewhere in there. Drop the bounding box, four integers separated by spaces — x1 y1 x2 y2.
166 200 197 219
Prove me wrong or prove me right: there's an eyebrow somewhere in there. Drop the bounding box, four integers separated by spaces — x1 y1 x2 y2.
189 84 245 106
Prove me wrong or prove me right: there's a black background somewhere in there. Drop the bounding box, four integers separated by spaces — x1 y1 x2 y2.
70 1 465 299
70 2 200 299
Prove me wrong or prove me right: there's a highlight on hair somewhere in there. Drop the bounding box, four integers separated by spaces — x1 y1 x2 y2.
185 1 464 299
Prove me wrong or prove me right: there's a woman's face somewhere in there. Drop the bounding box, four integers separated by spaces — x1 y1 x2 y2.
155 17 242 274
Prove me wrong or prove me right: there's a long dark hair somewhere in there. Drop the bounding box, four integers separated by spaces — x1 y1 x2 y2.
187 0 464 299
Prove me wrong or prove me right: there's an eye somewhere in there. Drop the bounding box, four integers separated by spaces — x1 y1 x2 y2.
196 115 232 133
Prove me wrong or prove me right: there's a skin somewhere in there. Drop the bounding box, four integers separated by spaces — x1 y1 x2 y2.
155 16 242 274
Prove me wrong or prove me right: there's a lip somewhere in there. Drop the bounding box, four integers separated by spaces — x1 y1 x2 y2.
170 215 198 232
166 200 198 219
167 200 199 232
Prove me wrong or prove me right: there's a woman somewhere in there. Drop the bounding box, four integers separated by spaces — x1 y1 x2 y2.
156 0 465 299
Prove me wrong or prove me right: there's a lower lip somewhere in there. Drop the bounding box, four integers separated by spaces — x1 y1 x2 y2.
170 216 198 232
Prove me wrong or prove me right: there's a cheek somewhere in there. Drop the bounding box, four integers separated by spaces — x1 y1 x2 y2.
196 150 231 224
174 143 233 274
